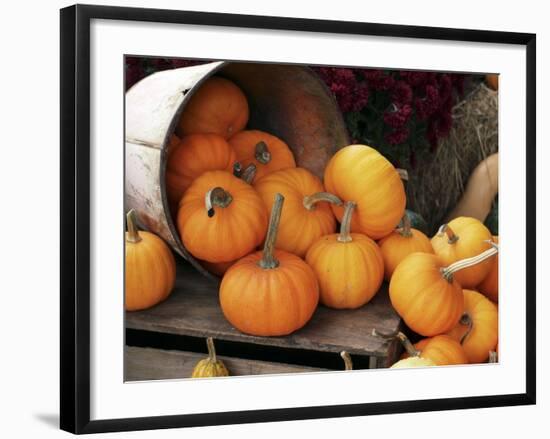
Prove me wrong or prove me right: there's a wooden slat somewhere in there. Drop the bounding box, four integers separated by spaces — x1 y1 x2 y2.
126 260 401 358
125 346 327 381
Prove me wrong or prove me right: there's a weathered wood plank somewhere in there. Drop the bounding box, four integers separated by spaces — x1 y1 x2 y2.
125 346 327 381
126 261 401 358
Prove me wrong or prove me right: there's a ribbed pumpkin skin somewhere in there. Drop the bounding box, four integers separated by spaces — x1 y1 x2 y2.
402 335 469 366
177 171 268 263
229 130 296 182
391 357 436 369
477 236 499 302
378 229 434 281
324 145 406 239
389 252 464 336
446 289 498 363
166 134 236 209
306 233 384 309
177 77 249 139
125 231 176 311
191 359 229 378
431 217 493 288
254 168 337 257
219 250 319 336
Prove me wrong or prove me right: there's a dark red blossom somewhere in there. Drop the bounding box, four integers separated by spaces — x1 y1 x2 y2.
315 67 369 112
362 69 395 91
392 80 413 104
385 126 410 145
384 103 413 128
415 84 440 120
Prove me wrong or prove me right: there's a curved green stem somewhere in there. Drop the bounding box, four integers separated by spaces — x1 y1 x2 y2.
205 187 233 218
258 193 284 269
337 201 356 243
126 209 142 243
303 192 343 211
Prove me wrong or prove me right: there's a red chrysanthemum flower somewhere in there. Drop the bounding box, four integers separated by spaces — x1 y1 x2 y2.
385 126 410 145
384 103 413 128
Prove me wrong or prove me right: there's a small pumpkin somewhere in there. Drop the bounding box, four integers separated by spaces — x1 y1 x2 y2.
390 357 436 369
431 216 493 288
200 259 236 277
477 236 499 302
389 245 498 336
191 337 229 378
486 74 499 91
166 134 237 210
125 210 176 311
177 170 268 263
374 330 467 366
177 76 249 139
340 351 353 371
446 289 499 364
324 144 406 239
229 130 296 182
220 193 319 336
254 167 342 257
306 201 384 309
378 212 434 281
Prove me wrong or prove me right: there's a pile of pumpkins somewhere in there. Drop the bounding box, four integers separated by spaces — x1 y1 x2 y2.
125 75 499 376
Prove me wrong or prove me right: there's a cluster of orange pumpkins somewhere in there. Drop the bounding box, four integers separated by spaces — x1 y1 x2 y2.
125 75 499 370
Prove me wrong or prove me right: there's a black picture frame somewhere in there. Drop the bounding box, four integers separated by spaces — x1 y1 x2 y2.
60 4 536 434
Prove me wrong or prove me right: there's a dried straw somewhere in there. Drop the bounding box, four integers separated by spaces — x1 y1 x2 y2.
406 82 498 234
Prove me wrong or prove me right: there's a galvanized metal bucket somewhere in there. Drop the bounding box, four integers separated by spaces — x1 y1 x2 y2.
125 61 350 277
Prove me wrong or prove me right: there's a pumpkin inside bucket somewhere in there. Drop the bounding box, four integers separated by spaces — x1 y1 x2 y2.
125 61 350 277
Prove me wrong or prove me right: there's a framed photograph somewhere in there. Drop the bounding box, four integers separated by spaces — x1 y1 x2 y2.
60 4 536 434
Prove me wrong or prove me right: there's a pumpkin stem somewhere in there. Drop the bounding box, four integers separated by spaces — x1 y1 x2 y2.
206 337 218 363
396 168 409 181
126 209 142 243
488 350 498 363
372 329 420 358
302 192 343 211
232 162 243 177
259 193 284 269
340 351 353 371
398 212 413 238
441 244 499 282
240 164 257 184
255 141 271 165
205 187 233 217
458 313 474 345
337 201 356 243
437 224 459 244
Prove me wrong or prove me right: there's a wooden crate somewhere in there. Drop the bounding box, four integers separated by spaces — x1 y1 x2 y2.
126 260 403 380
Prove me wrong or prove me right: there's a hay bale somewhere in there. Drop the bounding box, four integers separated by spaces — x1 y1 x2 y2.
406 82 498 234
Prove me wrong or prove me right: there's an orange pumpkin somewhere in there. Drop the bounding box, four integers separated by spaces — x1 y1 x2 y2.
306 201 384 309
486 74 499 91
446 289 498 363
402 335 468 366
391 357 436 369
125 210 176 311
431 217 493 288
477 236 499 302
177 76 249 139
220 194 319 336
324 144 406 239
177 171 268 263
254 167 341 257
166 134 237 210
229 130 296 182
378 213 434 281
389 246 498 337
